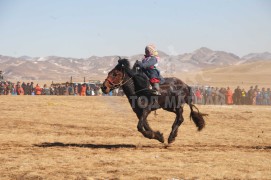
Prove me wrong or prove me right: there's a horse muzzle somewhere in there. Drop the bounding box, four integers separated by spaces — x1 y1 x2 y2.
101 84 110 94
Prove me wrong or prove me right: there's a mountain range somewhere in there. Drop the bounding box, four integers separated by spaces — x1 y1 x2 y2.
1 47 271 81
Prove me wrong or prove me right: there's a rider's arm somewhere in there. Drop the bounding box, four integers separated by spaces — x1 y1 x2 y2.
140 57 157 69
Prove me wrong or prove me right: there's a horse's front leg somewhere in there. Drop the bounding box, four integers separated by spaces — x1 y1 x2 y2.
137 109 164 143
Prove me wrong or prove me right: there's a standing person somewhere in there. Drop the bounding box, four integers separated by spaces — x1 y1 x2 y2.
11 83 17 95
0 83 4 95
55 85 60 96
226 87 233 105
262 88 269 105
86 85 91 96
253 86 258 105
6 82 12 95
17 84 24 95
211 87 216 105
214 87 220 105
3 82 8 95
60 85 65 95
91 87 95 96
137 44 163 95
218 88 225 105
195 88 202 104
223 88 228 104
241 88 246 105
247 86 254 105
206 86 213 105
260 88 266 105
24 83 31 95
30 82 34 93
74 84 78 96
50 85 55 95
252 88 257 105
256 88 262 105
94 85 99 96
267 88 271 105
234 86 242 105
35 84 42 95
63 83 69 96
78 84 82 95
202 86 207 104
42 84 50 95
17 81 21 88
22 82 27 94
69 84 74 95
98 86 102 96
80 83 86 96
2 82 7 95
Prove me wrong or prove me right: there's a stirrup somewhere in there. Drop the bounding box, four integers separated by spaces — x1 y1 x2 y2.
152 90 161 96
156 92 161 96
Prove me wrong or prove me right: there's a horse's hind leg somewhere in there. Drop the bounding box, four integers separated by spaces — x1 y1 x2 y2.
168 107 184 144
137 109 164 143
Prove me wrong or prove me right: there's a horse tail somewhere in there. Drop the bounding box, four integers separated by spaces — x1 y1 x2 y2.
187 86 207 131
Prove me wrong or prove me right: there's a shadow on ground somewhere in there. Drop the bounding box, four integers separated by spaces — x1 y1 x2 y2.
33 142 271 151
34 142 136 149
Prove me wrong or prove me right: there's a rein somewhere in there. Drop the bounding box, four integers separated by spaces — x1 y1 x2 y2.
105 68 133 90
134 88 150 94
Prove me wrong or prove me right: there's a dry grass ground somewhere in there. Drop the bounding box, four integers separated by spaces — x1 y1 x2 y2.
0 96 270 179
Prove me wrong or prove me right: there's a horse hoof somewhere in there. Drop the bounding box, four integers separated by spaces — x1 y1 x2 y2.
168 138 175 144
159 137 165 143
156 131 164 143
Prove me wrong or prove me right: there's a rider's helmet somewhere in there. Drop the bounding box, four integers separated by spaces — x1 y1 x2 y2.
145 44 158 57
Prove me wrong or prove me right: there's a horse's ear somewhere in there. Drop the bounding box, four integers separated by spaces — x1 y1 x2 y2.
117 58 129 68
118 60 123 67
117 56 122 65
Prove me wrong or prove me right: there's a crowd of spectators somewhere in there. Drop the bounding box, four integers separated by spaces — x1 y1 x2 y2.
1 81 270 105
0 81 113 96
191 85 271 105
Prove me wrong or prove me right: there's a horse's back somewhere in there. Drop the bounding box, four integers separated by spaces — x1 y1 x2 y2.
160 77 191 95
162 77 188 87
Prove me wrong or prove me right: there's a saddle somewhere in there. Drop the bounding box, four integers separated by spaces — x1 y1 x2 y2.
134 63 165 85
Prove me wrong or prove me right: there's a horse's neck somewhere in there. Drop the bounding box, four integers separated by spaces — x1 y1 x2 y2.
121 73 138 108
122 74 135 97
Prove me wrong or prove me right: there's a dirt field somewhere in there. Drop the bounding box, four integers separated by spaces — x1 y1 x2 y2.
0 96 270 179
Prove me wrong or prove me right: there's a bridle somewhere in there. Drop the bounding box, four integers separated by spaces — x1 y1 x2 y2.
104 67 133 90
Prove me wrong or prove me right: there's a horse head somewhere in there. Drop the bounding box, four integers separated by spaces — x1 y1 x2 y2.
101 57 130 94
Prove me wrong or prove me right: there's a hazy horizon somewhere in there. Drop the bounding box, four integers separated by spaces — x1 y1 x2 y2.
0 0 271 58
1 46 271 59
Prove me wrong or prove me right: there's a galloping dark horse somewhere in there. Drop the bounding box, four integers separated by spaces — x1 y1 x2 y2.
101 58 207 144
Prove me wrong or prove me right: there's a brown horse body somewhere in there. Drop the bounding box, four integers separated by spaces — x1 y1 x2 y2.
102 59 207 144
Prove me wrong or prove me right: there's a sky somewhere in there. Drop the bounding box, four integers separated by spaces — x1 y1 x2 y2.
0 0 271 58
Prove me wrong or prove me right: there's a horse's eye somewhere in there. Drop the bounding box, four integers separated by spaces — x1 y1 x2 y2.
112 73 117 77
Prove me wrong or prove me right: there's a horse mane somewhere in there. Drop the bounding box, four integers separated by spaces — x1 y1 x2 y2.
117 58 150 93
117 59 131 69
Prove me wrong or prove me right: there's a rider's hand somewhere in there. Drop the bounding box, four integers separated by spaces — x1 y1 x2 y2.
136 61 142 68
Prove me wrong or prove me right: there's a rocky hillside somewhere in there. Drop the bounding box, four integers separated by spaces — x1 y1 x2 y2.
0 47 270 81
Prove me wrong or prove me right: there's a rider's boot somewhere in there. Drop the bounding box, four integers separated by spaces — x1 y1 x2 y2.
152 83 161 95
